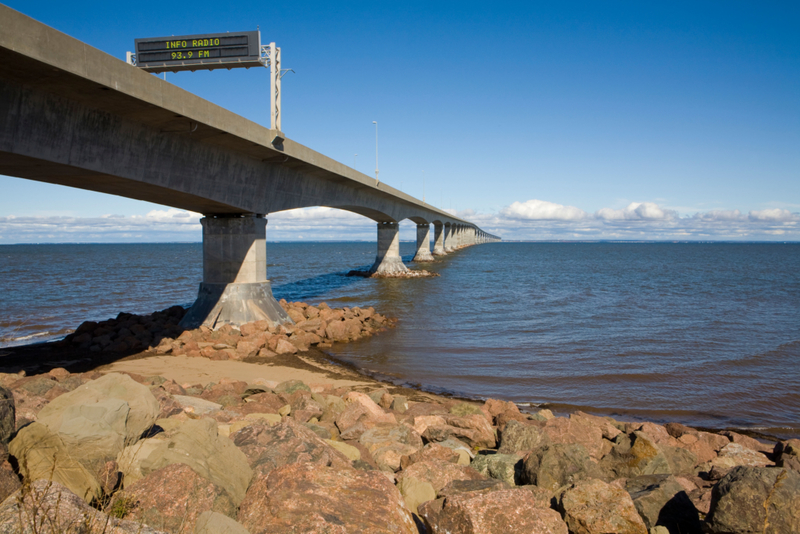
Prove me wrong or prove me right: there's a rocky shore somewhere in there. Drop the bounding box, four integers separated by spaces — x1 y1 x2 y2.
0 303 797 533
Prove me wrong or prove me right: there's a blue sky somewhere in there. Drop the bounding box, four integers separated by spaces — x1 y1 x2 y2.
1 1 798 242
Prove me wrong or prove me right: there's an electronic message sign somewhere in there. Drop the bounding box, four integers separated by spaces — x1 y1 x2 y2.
134 31 263 72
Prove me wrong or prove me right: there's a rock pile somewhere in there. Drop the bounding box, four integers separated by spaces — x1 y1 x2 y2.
63 301 396 358
0 366 797 533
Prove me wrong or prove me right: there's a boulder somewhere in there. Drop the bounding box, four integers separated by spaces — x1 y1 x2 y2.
420 488 568 534
0 449 20 504
625 474 702 533
437 478 510 498
398 475 437 515
706 466 800 534
543 417 605 460
116 417 252 506
0 386 14 444
194 511 250 534
435 414 496 449
599 431 672 479
336 391 396 432
559 478 648 534
0 480 168 533
498 419 551 454
524 443 595 491
470 453 523 486
238 462 417 533
570 411 622 440
707 443 772 469
36 373 159 452
9 422 101 502
359 423 424 472
397 459 487 492
720 430 775 455
112 463 236 533
401 442 461 470
231 417 351 477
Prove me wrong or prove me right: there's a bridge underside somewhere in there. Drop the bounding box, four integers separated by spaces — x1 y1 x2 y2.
0 4 499 329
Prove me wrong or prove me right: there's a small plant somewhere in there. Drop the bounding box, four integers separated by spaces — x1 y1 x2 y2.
105 494 137 519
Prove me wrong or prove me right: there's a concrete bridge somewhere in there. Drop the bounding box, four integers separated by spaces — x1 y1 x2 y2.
0 5 500 329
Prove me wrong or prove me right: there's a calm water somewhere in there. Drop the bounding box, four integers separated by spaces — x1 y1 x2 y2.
1 242 798 438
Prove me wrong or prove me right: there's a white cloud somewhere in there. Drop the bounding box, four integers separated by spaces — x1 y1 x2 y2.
748 208 798 222
1 201 799 243
596 202 677 221
502 199 588 220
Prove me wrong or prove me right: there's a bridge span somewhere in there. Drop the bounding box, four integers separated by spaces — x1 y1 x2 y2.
0 5 500 329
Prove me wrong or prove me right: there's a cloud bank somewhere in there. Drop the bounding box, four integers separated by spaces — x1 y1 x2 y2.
1 201 798 243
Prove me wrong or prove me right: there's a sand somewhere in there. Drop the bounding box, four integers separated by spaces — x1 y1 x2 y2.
98 354 370 388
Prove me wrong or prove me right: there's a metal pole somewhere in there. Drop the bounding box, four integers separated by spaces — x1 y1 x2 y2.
275 46 282 131
373 121 379 184
269 42 277 130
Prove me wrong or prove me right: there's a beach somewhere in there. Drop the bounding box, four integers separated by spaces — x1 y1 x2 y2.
0 302 797 533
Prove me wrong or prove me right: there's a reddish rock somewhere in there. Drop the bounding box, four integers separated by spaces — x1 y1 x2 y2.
570 411 623 440
231 418 351 476
397 459 487 491
720 430 775 455
150 387 184 418
559 478 648 534
420 488 568 534
401 442 462 470
273 338 298 355
498 419 551 455
238 462 416 534
0 453 20 504
543 417 605 460
0 480 166 534
336 391 396 432
115 462 236 533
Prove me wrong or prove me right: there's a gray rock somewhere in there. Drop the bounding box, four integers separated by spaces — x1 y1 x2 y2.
172 394 222 414
117 417 253 506
9 422 101 502
524 443 595 491
470 453 523 486
706 466 800 534
36 373 159 464
626 474 702 533
273 379 310 395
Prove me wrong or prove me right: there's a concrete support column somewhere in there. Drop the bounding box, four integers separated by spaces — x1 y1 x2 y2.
444 224 454 252
180 214 291 330
432 223 446 256
412 224 435 262
454 225 462 249
369 222 409 275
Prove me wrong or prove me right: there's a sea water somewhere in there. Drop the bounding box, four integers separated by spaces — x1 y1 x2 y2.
1 242 798 437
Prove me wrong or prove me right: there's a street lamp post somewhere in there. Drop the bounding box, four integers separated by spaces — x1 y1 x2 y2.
373 121 379 185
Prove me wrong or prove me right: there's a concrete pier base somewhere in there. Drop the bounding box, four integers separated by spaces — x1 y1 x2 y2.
369 222 409 275
180 214 291 330
432 223 446 256
412 224 435 262
444 224 454 253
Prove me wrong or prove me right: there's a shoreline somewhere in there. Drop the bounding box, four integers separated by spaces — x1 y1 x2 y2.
1 333 792 444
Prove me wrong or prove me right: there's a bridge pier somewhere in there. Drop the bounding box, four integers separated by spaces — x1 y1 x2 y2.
444 224 454 253
412 224 435 262
180 214 291 330
432 223 446 256
369 222 409 275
